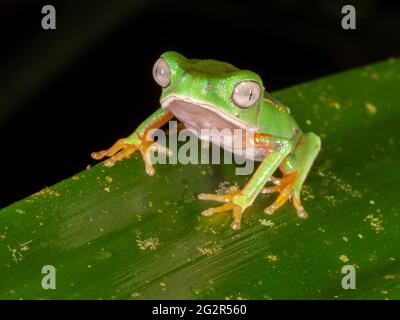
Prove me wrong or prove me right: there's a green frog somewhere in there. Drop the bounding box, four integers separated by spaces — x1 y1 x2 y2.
92 51 321 230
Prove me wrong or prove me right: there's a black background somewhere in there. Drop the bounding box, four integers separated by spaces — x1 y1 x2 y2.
1 0 399 208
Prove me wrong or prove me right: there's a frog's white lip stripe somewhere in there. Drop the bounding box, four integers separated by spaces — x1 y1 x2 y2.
160 94 257 131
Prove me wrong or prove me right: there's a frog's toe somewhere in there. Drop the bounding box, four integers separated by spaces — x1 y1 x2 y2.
296 207 309 219
198 186 245 230
264 184 310 219
292 195 309 219
201 203 234 216
103 144 137 167
264 188 292 215
197 186 240 203
138 141 172 176
92 139 137 166
200 202 244 230
91 139 127 160
198 193 231 203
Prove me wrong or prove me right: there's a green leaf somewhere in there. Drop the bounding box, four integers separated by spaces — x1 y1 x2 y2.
1 58 399 299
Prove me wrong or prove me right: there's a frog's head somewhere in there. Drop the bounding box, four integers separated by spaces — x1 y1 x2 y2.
153 51 264 132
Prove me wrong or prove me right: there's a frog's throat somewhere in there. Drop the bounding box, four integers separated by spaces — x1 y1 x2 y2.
160 94 258 131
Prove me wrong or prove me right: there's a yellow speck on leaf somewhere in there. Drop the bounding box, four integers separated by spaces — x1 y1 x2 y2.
136 237 160 250
384 274 397 280
33 187 60 198
342 236 348 242
131 292 140 299
259 219 275 227
365 102 377 115
160 282 167 291
339 255 349 263
370 72 380 80
330 101 341 110
381 290 388 295
105 176 113 183
364 214 384 233
197 241 221 256
72 175 79 181
19 240 32 252
266 255 278 263
104 187 110 192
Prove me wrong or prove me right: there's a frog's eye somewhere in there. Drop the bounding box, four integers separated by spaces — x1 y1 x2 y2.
232 81 261 108
153 58 171 88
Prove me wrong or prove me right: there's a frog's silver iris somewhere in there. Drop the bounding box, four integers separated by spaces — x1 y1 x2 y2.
232 81 260 108
153 58 171 88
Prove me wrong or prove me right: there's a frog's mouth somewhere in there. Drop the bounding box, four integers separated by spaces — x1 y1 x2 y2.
161 95 257 132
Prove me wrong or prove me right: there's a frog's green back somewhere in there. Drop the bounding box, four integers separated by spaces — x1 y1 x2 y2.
183 59 239 77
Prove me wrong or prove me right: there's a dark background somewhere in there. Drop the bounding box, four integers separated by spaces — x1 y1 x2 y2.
0 0 399 208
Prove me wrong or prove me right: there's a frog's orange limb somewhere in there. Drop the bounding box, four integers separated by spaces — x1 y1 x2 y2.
91 139 129 161
198 186 244 229
202 203 243 230
103 144 137 167
261 172 297 194
264 171 298 215
198 186 239 203
264 132 321 218
198 136 293 230
91 109 174 174
138 140 173 175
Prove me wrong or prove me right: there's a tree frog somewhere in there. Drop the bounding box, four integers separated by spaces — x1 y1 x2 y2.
92 52 321 230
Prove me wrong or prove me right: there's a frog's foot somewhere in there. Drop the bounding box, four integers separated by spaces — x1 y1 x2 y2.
197 186 246 230
91 136 172 176
91 139 137 167
138 139 172 176
263 172 308 218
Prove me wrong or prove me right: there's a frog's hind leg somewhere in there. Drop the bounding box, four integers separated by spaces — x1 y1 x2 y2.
264 132 321 218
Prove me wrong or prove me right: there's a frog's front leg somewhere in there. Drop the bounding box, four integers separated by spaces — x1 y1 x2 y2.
263 132 321 218
198 134 293 230
91 108 174 175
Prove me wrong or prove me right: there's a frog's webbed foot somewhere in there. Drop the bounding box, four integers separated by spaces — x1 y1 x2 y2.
91 136 172 176
91 139 137 167
197 186 245 230
262 172 308 219
138 139 172 176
